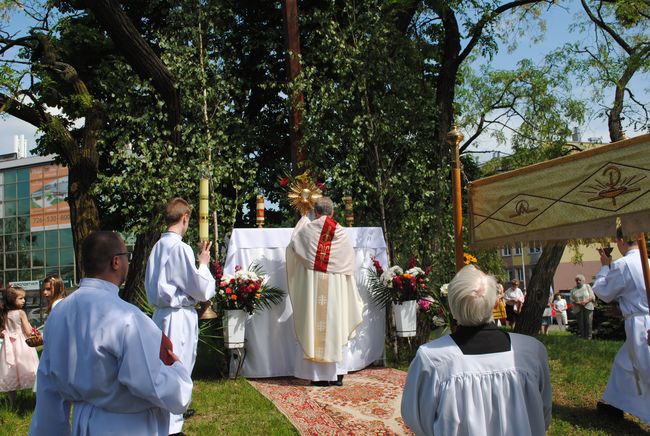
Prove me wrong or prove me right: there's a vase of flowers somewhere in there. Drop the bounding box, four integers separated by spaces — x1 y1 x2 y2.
368 256 431 337
223 309 247 349
217 264 285 349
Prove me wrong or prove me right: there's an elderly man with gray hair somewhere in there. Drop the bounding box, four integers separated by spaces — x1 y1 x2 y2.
401 265 552 436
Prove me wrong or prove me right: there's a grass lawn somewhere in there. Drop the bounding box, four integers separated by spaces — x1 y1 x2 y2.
1 331 648 435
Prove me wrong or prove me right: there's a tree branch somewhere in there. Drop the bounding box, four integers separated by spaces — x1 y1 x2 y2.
458 0 550 66
580 0 632 54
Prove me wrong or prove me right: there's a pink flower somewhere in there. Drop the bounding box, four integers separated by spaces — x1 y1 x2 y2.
418 298 432 311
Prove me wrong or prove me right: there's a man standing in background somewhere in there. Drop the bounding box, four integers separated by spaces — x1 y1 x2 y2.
145 197 216 435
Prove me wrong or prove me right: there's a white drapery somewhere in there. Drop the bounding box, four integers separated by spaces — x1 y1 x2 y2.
223 227 387 378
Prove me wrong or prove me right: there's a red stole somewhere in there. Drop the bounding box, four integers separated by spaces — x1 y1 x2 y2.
313 217 337 273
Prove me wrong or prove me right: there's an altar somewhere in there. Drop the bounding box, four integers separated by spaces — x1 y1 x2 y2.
223 227 388 378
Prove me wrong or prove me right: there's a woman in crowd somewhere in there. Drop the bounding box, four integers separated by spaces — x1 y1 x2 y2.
570 274 596 339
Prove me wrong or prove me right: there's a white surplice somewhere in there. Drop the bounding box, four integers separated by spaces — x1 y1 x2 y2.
145 232 216 433
401 334 552 436
29 278 192 436
592 248 650 425
286 216 364 381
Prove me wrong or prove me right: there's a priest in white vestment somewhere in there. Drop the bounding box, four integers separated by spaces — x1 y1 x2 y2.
29 231 192 436
145 197 216 434
286 197 364 386
402 265 552 436
592 228 650 425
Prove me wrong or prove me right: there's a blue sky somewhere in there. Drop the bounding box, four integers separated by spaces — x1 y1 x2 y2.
0 3 646 157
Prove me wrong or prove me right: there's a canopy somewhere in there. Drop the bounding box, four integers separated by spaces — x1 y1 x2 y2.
469 134 650 249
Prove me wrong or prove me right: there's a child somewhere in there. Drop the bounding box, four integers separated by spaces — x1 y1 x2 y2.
492 283 507 326
42 274 66 314
553 293 568 330
0 287 40 406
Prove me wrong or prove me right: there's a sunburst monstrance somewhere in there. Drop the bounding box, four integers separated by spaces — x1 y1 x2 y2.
287 172 322 216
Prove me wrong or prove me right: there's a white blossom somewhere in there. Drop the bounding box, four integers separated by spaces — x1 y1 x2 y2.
406 267 424 276
440 283 449 296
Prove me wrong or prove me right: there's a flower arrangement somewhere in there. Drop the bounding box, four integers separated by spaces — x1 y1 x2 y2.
369 255 453 328
417 283 452 328
217 264 285 315
368 255 431 307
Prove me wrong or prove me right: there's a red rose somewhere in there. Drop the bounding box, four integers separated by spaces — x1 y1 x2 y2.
279 177 289 187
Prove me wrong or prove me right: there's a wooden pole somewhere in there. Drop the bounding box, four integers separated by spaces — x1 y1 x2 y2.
447 125 465 272
281 0 307 175
637 234 650 312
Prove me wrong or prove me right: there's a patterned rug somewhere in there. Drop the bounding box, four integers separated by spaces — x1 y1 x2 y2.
247 367 413 435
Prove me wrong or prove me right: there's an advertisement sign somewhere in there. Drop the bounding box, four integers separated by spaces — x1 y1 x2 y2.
30 164 70 231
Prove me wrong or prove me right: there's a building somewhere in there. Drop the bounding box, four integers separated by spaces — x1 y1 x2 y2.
499 242 619 293
0 152 75 323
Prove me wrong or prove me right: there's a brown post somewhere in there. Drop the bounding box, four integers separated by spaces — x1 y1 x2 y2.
637 234 650 312
447 125 465 272
281 0 307 175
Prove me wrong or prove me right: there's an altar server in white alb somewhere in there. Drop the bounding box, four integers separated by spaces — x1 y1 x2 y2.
402 265 552 436
592 227 650 425
145 197 216 434
29 231 192 436
286 197 364 386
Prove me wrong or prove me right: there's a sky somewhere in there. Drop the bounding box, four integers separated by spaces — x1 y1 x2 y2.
0 3 646 157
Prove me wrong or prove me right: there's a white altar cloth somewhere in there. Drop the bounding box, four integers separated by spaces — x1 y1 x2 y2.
223 227 387 378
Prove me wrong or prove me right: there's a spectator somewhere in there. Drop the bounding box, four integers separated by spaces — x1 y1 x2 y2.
553 294 568 330
570 274 596 339
504 279 525 328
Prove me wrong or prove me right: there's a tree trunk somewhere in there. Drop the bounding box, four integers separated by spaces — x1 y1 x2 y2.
67 158 101 282
514 242 565 335
121 229 160 303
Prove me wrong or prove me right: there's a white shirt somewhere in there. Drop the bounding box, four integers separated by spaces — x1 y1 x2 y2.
145 232 216 308
29 278 193 436
504 286 525 303
553 299 567 312
401 334 551 436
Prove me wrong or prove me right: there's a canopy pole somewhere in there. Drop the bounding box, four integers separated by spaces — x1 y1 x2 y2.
447 125 465 272
637 234 650 313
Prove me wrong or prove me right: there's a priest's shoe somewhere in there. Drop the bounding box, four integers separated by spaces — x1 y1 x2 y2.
310 380 329 387
183 408 196 419
596 401 624 421
331 375 344 386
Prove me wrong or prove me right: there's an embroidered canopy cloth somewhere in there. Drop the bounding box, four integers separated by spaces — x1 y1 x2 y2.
469 134 650 248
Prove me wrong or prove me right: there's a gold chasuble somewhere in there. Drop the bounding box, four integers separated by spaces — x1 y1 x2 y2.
286 216 364 363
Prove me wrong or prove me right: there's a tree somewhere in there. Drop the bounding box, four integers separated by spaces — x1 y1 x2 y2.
575 0 650 141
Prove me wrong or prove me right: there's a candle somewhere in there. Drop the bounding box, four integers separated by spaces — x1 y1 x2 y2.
256 195 265 228
199 178 209 241
343 196 354 227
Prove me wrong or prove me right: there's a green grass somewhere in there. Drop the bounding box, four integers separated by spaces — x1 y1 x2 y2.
1 331 648 435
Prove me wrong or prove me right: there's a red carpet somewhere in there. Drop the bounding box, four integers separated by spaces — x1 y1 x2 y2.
247 367 413 435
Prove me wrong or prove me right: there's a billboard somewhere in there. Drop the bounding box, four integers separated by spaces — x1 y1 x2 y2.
30 164 70 231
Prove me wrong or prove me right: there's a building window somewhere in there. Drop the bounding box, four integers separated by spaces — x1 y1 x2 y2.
501 246 511 256
529 243 542 254
516 267 525 281
514 245 522 255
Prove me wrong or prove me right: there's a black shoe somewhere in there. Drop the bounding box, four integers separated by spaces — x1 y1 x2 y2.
183 408 196 419
597 401 624 421
310 380 329 387
169 433 186 436
331 374 344 386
